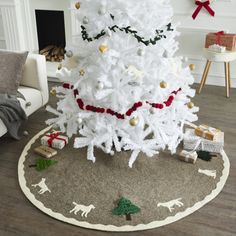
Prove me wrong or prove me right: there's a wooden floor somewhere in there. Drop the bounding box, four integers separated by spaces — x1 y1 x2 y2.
0 84 235 236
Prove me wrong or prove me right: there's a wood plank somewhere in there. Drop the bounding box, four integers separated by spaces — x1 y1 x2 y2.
39 45 54 55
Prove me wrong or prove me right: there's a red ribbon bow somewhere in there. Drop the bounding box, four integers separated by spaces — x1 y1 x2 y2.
192 1 215 20
214 31 225 45
46 132 67 147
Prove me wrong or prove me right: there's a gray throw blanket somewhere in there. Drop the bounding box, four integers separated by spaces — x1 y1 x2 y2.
0 94 27 140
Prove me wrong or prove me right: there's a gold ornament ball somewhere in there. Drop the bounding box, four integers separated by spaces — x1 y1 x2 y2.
79 69 85 76
58 63 63 70
50 89 57 96
160 81 167 89
129 117 139 126
187 102 195 109
99 44 109 54
75 2 81 9
189 64 196 71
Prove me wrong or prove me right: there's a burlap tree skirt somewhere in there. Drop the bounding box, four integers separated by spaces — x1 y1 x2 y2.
18 127 230 232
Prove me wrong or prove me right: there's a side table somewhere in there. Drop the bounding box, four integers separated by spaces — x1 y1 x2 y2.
198 49 236 98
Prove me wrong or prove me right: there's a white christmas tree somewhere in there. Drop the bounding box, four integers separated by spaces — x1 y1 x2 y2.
47 0 198 168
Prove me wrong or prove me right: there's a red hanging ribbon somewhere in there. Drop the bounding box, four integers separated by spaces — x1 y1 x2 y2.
192 1 215 20
46 132 67 147
214 31 225 45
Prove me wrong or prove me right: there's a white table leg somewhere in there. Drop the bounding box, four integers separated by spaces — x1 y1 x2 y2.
224 62 230 98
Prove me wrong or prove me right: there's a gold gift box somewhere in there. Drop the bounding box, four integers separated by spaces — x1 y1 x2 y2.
34 146 57 158
195 125 221 141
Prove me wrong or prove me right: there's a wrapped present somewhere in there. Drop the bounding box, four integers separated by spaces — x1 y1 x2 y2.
41 132 68 150
184 129 224 153
208 44 226 53
195 124 221 141
178 150 198 164
34 146 57 158
205 31 236 51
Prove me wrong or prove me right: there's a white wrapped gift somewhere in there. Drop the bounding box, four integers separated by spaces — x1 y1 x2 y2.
179 150 198 164
208 44 226 53
184 128 224 153
41 132 68 150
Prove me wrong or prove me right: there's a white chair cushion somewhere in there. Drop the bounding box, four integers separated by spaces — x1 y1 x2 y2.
18 86 43 116
21 54 49 106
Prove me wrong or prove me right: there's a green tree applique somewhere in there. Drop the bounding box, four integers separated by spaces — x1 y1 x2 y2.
112 197 141 221
29 159 58 171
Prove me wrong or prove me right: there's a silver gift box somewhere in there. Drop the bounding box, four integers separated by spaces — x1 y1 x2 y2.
184 128 224 153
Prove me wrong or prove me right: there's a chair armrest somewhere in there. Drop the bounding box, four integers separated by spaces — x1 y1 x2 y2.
21 54 49 106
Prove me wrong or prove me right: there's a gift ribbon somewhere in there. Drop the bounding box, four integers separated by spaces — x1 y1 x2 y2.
193 138 204 151
214 31 225 45
46 133 67 147
184 128 204 152
198 125 220 139
192 1 215 20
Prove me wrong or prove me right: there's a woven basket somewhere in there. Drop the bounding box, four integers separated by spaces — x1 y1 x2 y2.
184 129 224 153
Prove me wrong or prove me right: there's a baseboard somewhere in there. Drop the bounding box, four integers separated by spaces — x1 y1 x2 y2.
186 56 236 88
47 74 236 88
46 58 236 88
193 73 236 88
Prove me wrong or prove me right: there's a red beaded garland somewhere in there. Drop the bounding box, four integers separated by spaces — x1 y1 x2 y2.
63 83 181 120
63 83 74 90
77 99 84 110
74 89 79 97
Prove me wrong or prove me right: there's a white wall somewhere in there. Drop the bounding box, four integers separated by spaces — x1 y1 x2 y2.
0 11 6 49
0 0 73 52
172 0 236 87
0 0 35 51
0 0 236 87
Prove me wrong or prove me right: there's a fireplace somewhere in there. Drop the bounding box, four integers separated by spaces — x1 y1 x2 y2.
35 10 66 62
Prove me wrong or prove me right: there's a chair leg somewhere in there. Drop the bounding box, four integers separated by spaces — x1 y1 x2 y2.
224 62 230 98
228 62 231 89
198 60 212 94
